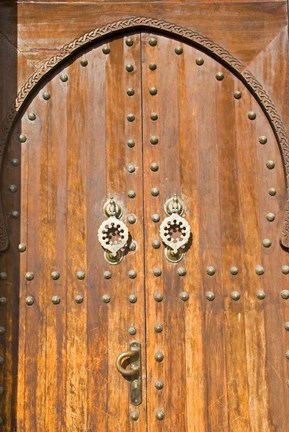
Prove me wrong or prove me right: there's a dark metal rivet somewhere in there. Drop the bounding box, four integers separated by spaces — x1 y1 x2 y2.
126 37 134 46
149 38 157 46
216 72 224 81
266 160 275 169
150 112 158 121
52 295 60 305
127 164 136 173
150 162 159 172
127 214 136 224
281 290 289 299
175 46 183 55
28 112 36 121
128 326 137 335
230 266 238 275
0 387 4 396
11 210 19 219
127 114 135 122
102 294 111 303
269 188 276 196
151 188 159 196
231 291 240 301
248 111 256 120
126 64 134 72
130 411 139 421
177 267 186 276
103 271 112 280
256 290 266 300
128 270 137 279
152 240 161 249
127 88 135 96
150 136 159 145
0 327 5 335
128 294 137 303
9 184 18 193
18 134 27 143
26 296 34 306
180 291 189 301
42 92 50 100
285 351 289 360
154 292 163 302
266 212 275 222
129 241 137 251
60 73 68 82
149 63 157 70
234 91 242 99
156 410 165 420
262 239 271 248
155 380 164 390
149 87 157 95
284 322 289 331
25 272 34 281
0 356 4 365
102 47 110 54
0 297 7 306
282 265 289 275
127 139 135 148
155 351 164 362
152 214 160 223
51 271 60 280
76 270 85 280
259 136 267 144
206 266 216 276
75 295 84 304
0 273 7 281
206 291 215 301
153 268 162 277
154 323 163 333
196 57 204 66
255 265 264 275
80 59 88 67
11 158 20 167
128 190 136 198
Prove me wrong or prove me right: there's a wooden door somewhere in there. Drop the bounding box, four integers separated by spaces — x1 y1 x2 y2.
1 24 289 432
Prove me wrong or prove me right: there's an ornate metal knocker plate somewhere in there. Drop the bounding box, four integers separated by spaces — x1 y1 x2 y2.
160 195 191 262
97 198 129 264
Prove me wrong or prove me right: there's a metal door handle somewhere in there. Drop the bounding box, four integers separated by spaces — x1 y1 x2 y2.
116 342 142 405
116 350 140 376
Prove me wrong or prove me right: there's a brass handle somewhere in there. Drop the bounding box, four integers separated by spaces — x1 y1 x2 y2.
116 350 139 376
116 342 142 405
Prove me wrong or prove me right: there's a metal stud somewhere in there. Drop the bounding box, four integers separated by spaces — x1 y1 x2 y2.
52 295 60 305
127 214 136 224
266 212 275 222
9 184 18 193
0 273 7 281
255 265 264 275
129 241 137 251
128 294 137 303
18 134 27 143
206 266 216 276
151 188 159 197
51 271 60 280
0 297 6 306
0 387 4 395
175 46 183 55
149 87 157 95
154 292 163 302
102 46 110 54
156 410 165 421
128 270 137 279
154 323 163 333
155 351 164 362
150 162 159 172
266 160 275 169
284 322 289 331
150 136 159 145
0 357 4 365
269 188 276 196
180 291 189 301
80 59 88 67
11 158 20 167
128 190 136 198
60 73 68 82
259 136 267 144
28 112 36 121
11 210 19 218
150 112 158 121
130 411 139 421
75 295 84 304
152 240 161 249
153 268 162 277
76 270 85 280
103 270 112 280
215 72 224 81
256 290 266 300
177 267 186 276
128 326 137 335
262 239 271 248
0 327 5 335
26 296 34 306
282 265 289 275
281 290 289 299
155 380 164 390
234 91 242 99
285 351 289 360
42 91 50 100
196 57 204 66
151 214 160 222
102 294 111 303
127 114 135 122
149 63 157 70
230 266 238 275
231 291 240 301
126 37 134 47
127 139 135 148
126 64 134 72
25 272 34 281
248 111 256 120
127 88 135 96
206 291 215 301
149 38 157 46
127 164 136 173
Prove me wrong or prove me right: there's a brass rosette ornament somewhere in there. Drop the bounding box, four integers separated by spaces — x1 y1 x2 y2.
160 195 191 262
97 198 129 264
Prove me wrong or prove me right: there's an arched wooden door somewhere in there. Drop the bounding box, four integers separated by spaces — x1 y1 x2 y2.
1 28 289 431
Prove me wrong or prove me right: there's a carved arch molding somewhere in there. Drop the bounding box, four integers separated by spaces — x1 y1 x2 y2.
1 16 289 250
